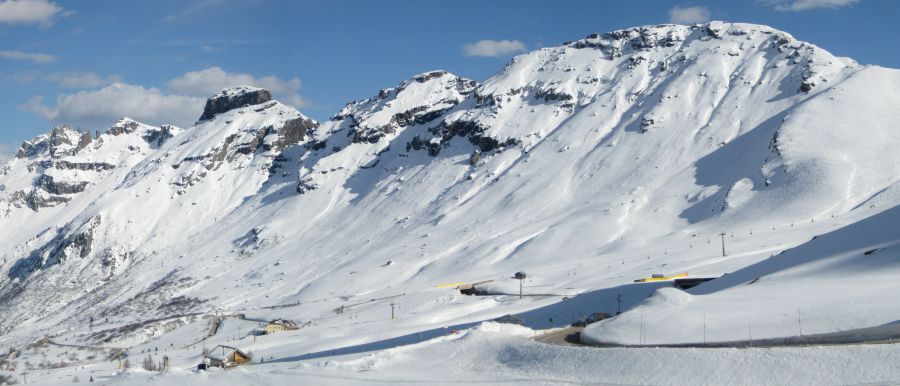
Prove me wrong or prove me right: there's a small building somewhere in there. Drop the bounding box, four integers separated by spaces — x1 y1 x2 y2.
205 345 251 368
493 314 525 325
265 318 299 334
634 272 688 283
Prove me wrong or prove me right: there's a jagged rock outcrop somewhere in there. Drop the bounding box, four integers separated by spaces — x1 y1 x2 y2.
2 118 178 211
332 71 477 143
268 116 317 151
165 88 315 192
8 215 101 280
16 125 92 159
105 118 179 147
37 174 90 195
198 86 273 121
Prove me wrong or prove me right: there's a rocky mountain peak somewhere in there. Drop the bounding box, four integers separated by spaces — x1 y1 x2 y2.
198 86 273 122
16 125 91 159
331 70 477 143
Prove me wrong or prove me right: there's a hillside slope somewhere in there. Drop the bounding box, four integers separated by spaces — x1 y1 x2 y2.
1 22 898 363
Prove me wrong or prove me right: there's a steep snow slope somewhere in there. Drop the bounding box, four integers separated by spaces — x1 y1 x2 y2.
583 203 900 345
1 22 899 375
0 118 181 280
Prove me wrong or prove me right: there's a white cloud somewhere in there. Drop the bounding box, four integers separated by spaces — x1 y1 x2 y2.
0 0 68 26
768 0 861 11
44 72 122 88
19 67 308 130
0 50 56 63
19 83 205 130
463 39 526 58
668 5 712 24
166 66 306 107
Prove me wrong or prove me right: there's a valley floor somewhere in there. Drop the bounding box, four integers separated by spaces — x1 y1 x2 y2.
21 323 900 385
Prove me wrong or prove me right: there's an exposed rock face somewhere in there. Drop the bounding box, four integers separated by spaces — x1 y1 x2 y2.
105 119 141 136
332 71 477 144
407 119 519 156
168 98 315 194
24 190 71 210
37 175 90 195
53 161 117 171
199 86 273 121
16 126 92 159
799 80 814 93
8 215 101 280
4 118 176 211
266 116 317 152
172 115 316 184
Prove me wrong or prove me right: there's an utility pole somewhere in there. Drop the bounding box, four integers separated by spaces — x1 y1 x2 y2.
748 323 753 346
640 312 645 345
616 294 622 315
719 232 727 257
513 271 527 299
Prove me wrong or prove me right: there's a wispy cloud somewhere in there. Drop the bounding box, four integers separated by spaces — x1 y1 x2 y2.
463 39 526 58
163 0 227 22
0 50 56 63
44 72 122 89
162 0 264 22
0 0 70 26
1 70 41 82
668 5 712 24
764 0 861 11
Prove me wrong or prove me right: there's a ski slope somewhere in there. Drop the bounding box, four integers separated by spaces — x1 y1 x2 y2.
1 21 899 384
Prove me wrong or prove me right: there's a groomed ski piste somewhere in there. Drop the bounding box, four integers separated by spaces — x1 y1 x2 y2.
1 22 899 385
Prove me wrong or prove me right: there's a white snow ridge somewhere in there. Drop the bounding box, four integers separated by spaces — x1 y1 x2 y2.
2 22 900 385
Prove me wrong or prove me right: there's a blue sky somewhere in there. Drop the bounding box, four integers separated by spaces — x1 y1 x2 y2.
1 0 897 158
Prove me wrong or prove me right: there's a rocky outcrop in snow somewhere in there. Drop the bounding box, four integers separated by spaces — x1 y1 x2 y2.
333 70 477 144
198 86 273 121
1 118 181 210
16 125 92 159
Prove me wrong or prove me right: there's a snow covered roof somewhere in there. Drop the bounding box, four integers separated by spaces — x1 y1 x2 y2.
210 85 266 99
206 345 245 361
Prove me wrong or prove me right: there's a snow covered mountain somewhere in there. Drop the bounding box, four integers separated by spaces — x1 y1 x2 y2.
1 22 899 380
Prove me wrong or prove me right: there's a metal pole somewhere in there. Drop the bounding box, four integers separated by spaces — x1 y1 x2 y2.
797 308 803 336
640 312 644 345
519 280 523 299
703 313 707 344
617 294 622 314
748 323 752 346
720 232 727 257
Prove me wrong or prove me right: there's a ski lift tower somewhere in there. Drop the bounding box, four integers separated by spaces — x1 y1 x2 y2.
512 271 527 299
